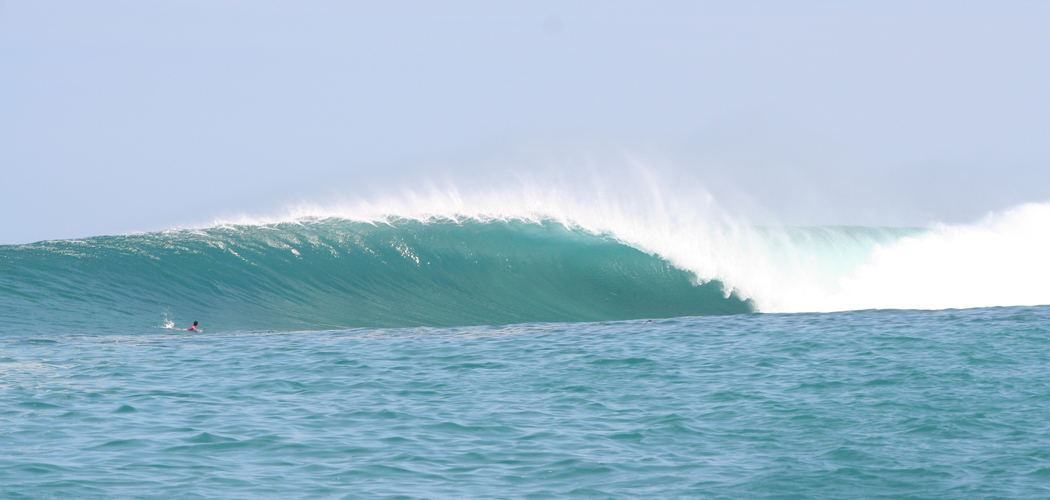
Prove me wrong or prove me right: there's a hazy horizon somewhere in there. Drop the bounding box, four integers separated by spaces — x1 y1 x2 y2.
3 1 1049 244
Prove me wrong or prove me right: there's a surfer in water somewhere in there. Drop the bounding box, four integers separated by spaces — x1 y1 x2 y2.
187 321 199 331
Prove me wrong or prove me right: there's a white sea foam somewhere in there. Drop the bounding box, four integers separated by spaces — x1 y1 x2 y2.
203 167 1050 314
816 203 1050 312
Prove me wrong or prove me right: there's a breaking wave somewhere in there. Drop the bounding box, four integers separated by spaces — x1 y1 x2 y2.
2 187 1048 333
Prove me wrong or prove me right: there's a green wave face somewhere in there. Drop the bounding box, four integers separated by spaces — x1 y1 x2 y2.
0 219 753 333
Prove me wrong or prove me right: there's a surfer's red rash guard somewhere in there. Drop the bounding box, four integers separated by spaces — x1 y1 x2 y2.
187 326 197 331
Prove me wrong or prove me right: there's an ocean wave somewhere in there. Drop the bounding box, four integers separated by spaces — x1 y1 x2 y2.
0 219 752 333
2 191 1048 332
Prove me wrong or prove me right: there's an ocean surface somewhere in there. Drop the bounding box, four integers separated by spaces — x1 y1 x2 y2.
3 216 1050 498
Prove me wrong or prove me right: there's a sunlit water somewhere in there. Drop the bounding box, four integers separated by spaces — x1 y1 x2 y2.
4 306 1050 499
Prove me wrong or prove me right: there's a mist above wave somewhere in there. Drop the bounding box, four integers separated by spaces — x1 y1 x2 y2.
204 166 1050 314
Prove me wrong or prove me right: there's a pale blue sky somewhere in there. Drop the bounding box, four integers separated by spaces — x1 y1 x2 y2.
2 1 1049 243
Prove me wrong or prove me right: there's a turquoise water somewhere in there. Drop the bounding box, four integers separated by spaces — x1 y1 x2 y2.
3 219 1049 498
4 307 1050 498
0 219 754 334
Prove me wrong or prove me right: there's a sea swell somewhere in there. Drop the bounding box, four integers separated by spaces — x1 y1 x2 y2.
0 218 752 333
3 200 1050 334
